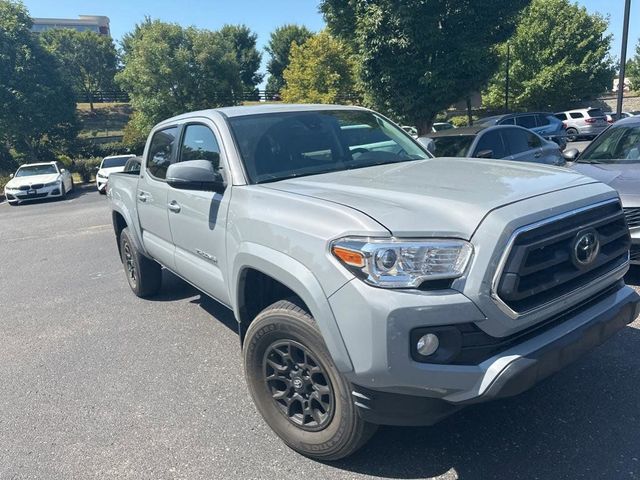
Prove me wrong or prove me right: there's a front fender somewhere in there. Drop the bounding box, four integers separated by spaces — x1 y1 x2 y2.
232 242 353 373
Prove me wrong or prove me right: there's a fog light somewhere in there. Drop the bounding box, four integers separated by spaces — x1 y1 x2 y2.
417 333 439 356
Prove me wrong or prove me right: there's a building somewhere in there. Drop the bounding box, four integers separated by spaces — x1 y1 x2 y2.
31 15 110 37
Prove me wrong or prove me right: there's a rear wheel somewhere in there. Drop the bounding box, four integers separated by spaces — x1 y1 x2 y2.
243 299 377 460
119 227 162 297
566 128 579 142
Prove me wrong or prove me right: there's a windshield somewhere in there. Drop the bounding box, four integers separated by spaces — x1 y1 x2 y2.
15 164 58 177
433 123 454 132
228 110 430 184
429 135 476 157
578 125 640 164
101 156 129 169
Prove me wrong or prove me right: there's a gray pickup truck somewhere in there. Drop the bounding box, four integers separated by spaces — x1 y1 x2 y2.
108 104 639 460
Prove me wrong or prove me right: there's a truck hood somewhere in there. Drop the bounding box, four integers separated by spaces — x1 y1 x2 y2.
6 173 60 189
264 158 597 239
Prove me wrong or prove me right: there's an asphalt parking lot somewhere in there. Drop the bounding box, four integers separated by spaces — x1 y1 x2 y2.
1 186 640 480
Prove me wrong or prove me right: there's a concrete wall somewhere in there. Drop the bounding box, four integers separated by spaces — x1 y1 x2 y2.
581 94 640 113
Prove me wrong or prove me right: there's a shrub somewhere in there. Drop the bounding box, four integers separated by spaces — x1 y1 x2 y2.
74 157 102 183
448 115 479 127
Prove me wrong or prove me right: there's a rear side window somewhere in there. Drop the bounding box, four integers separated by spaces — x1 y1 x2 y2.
503 128 533 155
555 113 567 121
147 127 179 180
515 115 536 129
588 109 605 118
535 114 551 126
179 124 221 169
474 130 507 158
498 117 515 125
570 112 583 119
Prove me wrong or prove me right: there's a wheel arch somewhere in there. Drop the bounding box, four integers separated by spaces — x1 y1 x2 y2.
232 244 353 373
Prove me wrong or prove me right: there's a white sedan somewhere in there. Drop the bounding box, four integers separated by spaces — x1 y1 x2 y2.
96 155 135 194
4 162 74 205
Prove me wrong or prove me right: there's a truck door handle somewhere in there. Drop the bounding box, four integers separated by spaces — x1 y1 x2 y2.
168 200 181 213
137 191 148 202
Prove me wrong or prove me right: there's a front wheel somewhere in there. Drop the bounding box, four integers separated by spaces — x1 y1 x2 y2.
243 300 377 460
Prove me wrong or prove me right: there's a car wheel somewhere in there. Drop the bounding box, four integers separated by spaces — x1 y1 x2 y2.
119 227 162 298
243 299 377 461
60 183 67 199
566 128 578 142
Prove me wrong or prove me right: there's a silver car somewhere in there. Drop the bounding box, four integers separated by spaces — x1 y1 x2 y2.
555 108 608 142
566 116 640 263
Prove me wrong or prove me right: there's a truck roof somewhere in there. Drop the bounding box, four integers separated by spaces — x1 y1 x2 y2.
158 103 370 125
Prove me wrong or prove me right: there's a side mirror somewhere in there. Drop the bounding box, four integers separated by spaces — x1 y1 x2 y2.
476 149 493 159
9 173 14 179
60 168 66 173
562 148 580 162
166 159 225 193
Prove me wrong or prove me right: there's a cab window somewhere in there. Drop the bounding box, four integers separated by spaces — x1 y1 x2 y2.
147 127 179 179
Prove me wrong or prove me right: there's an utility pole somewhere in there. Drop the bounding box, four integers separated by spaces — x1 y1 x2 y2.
617 0 632 116
505 42 510 113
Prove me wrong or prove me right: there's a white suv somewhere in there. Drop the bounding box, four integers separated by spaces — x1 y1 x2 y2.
555 108 608 142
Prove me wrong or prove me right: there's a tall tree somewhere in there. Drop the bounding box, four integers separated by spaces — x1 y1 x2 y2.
484 0 615 111
627 40 640 92
117 20 243 143
321 0 529 135
265 24 312 92
0 0 78 159
282 31 358 104
219 24 263 91
40 29 118 111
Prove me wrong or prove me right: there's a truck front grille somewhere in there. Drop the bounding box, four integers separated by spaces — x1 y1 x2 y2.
623 207 640 229
495 200 630 313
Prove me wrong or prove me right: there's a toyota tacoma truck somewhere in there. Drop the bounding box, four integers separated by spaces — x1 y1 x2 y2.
107 104 639 460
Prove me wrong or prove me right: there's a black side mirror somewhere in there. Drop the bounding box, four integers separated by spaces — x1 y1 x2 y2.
476 149 493 159
562 148 579 162
166 159 225 193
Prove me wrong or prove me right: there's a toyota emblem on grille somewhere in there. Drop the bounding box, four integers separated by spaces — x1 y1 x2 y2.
571 229 600 269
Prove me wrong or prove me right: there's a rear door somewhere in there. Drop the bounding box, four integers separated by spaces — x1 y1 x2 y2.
137 126 179 269
167 121 232 305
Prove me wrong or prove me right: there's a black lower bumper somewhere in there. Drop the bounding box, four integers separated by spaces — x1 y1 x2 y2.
353 286 640 426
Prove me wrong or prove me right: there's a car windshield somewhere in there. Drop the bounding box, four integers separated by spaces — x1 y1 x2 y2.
15 164 58 177
429 135 476 157
578 125 640 164
228 110 430 184
101 157 129 168
433 123 454 131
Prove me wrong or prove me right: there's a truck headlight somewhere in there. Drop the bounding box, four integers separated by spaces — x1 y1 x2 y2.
331 237 473 288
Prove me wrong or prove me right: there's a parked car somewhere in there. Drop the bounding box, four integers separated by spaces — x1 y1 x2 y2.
96 154 135 194
425 124 565 165
555 108 608 142
564 116 640 263
108 104 637 460
606 112 635 124
4 161 74 205
476 112 567 150
402 122 454 137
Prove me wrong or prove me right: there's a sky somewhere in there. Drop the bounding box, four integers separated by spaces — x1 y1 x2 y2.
22 0 640 71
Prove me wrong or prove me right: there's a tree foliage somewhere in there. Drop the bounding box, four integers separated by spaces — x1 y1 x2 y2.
282 31 358 104
219 24 263 91
484 0 615 111
40 29 118 111
117 19 243 141
0 0 78 161
321 0 529 135
265 24 313 92
627 40 640 92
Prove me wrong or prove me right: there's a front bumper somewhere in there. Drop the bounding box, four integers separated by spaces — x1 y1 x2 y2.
5 185 63 203
330 279 638 426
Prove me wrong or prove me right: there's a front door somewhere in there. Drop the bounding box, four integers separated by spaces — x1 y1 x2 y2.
137 126 179 270
167 122 232 305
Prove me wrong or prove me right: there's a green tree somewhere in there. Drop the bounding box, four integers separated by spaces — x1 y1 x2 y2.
484 0 615 111
219 24 263 92
321 0 529 135
117 20 243 141
282 31 358 104
265 24 313 92
627 40 640 92
0 0 78 159
40 29 118 111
